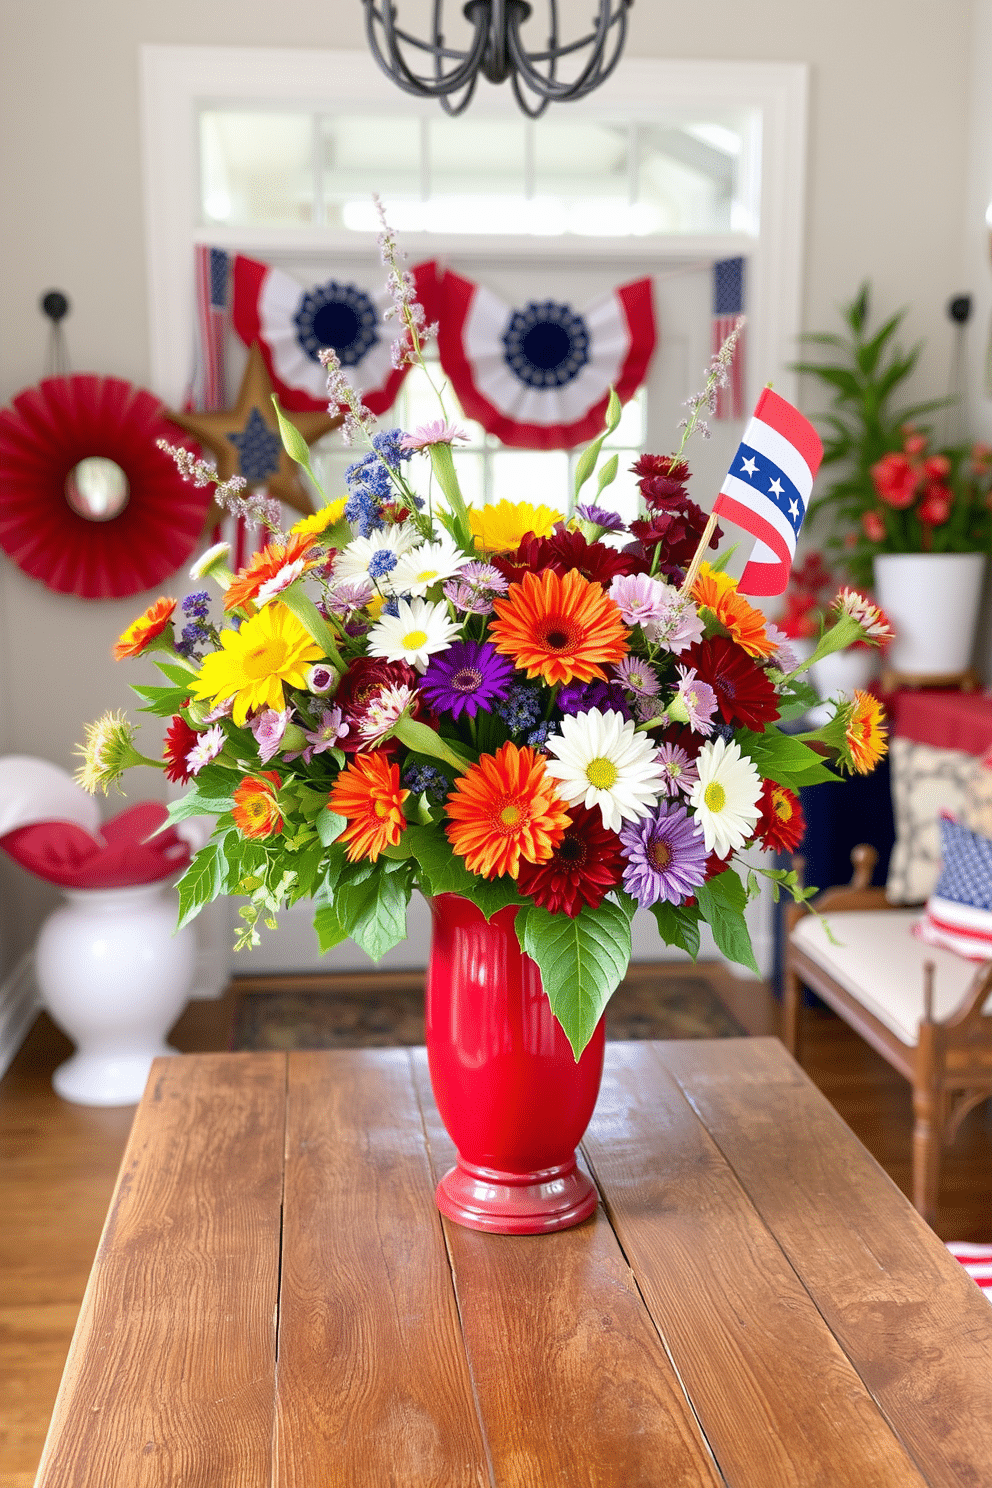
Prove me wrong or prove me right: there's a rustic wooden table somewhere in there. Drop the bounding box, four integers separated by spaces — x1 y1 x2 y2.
34 1040 992 1487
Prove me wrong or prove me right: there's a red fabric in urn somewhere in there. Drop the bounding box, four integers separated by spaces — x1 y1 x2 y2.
0 801 189 890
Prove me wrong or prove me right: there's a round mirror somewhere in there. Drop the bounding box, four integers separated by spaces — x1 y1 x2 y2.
64 457 130 522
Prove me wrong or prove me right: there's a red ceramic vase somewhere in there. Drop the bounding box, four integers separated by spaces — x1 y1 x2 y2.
425 893 605 1235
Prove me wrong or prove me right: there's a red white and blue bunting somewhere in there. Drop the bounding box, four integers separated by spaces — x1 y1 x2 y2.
435 269 656 450
232 255 438 416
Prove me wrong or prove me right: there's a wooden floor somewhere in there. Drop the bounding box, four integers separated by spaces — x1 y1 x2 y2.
2 974 990 1488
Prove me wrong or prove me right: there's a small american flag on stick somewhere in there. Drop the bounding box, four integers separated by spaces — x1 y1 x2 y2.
712 386 823 597
712 257 746 420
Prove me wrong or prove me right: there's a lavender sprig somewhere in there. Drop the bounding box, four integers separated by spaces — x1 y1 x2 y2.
675 315 746 451
156 440 282 530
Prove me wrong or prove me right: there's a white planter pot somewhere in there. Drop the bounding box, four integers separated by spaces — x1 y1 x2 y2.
808 647 878 700
35 881 196 1106
873 552 986 678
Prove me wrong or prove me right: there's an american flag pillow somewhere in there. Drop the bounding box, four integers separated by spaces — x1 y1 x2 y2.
915 814 992 961
947 1242 992 1301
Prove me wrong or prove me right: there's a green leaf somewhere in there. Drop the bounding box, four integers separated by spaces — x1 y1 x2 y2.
335 865 411 961
402 824 526 917
518 899 632 1059
164 790 236 825
734 726 840 787
153 660 199 686
695 872 760 976
271 395 320 489
287 840 327 902
595 451 619 496
175 843 224 929
317 808 346 847
313 901 347 954
131 682 190 718
649 901 701 960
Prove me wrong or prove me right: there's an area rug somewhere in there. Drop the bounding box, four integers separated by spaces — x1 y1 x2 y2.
230 969 744 1052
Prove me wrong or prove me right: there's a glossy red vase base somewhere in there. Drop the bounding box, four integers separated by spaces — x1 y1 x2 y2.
435 1157 599 1235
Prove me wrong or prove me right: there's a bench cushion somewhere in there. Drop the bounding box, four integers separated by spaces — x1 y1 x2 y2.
790 908 989 1045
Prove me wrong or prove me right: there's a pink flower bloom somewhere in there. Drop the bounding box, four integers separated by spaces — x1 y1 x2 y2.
608 573 673 630
357 683 416 747
399 420 470 452
673 666 718 735
250 708 289 764
655 742 699 798
186 724 225 775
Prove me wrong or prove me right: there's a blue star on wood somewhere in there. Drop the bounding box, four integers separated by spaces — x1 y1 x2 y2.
227 406 282 482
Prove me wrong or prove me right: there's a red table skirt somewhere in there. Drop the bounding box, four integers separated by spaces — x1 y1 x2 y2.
888 690 992 757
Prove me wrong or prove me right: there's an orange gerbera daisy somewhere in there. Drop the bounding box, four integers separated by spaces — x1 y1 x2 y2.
112 596 177 660
232 771 283 839
843 690 888 775
328 753 409 863
692 564 775 659
445 741 571 879
488 568 629 687
224 531 322 612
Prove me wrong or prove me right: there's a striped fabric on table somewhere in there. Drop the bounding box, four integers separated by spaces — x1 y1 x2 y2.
947 1242 992 1300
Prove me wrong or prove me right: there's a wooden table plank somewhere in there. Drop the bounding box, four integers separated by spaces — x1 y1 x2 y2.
274 1049 490 1488
583 1041 930 1488
34 1052 287 1488
660 1036 992 1488
410 1049 726 1488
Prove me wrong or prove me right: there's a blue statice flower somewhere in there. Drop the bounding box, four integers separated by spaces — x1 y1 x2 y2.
367 549 399 581
182 590 211 619
176 623 204 661
382 595 402 618
495 683 543 735
344 450 393 536
527 722 551 749
372 428 414 471
402 763 449 803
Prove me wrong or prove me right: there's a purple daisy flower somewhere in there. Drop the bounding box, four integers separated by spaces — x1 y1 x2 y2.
558 678 633 720
612 655 662 700
420 639 514 720
620 801 708 907
576 502 627 533
655 742 699 798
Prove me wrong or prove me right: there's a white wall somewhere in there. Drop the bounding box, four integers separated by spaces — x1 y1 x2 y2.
0 0 980 974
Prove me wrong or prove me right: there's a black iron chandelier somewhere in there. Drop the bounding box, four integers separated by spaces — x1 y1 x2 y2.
362 0 634 117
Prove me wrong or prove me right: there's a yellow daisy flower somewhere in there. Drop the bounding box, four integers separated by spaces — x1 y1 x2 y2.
290 497 348 538
190 603 324 725
468 499 563 553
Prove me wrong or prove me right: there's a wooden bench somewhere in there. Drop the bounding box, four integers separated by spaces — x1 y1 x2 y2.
785 844 992 1227
35 1042 992 1486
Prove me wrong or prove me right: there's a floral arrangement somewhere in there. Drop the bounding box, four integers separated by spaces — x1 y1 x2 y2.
794 282 992 588
77 212 891 1058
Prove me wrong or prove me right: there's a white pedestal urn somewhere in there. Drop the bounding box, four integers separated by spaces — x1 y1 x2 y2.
35 881 196 1106
873 552 987 678
808 646 879 701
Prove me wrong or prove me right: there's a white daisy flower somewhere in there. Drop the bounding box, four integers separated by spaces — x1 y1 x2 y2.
366 597 460 672
543 708 669 833
332 524 419 588
390 535 471 597
688 736 762 859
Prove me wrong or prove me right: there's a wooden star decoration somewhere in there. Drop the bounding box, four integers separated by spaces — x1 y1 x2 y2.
166 341 341 528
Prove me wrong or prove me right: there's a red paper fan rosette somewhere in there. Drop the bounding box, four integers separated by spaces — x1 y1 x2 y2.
0 375 211 599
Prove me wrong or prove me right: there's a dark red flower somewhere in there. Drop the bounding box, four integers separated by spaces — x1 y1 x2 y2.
516 803 623 917
631 452 690 484
684 636 780 730
163 714 201 784
755 778 806 854
628 496 722 583
334 655 421 753
492 527 647 588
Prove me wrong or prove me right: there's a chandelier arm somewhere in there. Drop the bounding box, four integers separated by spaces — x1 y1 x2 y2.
363 1 490 97
507 3 623 99
510 72 552 118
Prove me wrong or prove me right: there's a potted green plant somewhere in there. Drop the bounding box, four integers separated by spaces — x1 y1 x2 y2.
795 285 992 677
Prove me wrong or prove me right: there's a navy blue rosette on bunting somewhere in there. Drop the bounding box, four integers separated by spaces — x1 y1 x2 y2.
435 269 656 449
232 255 438 415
